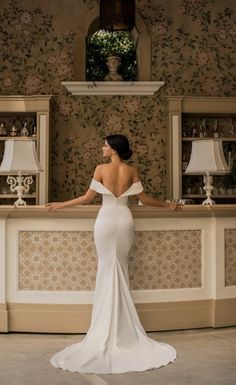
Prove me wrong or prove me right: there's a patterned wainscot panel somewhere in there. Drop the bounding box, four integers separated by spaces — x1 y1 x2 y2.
225 229 236 287
18 230 202 291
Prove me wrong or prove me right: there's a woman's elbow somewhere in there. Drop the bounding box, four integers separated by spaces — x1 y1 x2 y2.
82 196 92 204
83 191 96 204
137 193 149 205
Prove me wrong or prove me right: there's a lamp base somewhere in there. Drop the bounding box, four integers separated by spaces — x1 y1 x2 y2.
202 172 215 206
14 197 27 206
202 197 215 205
7 172 33 207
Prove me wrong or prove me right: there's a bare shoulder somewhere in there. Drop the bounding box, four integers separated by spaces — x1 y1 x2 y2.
95 164 106 171
130 164 139 175
93 164 107 180
124 164 139 182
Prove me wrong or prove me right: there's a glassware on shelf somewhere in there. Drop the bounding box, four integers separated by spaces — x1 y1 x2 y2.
182 126 187 137
32 124 37 138
186 187 192 195
191 122 197 138
229 118 234 137
201 118 207 137
227 143 232 169
198 187 204 195
0 122 7 136
21 122 29 137
199 124 204 138
10 124 17 137
213 119 219 138
218 186 225 195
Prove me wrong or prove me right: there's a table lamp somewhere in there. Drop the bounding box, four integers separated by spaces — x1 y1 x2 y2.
185 139 229 205
0 138 42 206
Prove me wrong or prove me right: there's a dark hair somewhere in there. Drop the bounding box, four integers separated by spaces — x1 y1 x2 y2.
106 134 133 160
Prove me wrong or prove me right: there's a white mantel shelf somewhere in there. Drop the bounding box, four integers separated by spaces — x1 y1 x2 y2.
61 81 164 96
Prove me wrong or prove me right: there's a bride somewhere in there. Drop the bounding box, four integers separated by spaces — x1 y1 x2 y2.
46 134 177 374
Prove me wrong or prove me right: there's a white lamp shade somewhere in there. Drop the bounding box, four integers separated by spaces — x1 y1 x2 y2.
185 139 229 175
0 138 42 175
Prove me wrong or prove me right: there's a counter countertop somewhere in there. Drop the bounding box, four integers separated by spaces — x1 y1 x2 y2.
0 205 236 218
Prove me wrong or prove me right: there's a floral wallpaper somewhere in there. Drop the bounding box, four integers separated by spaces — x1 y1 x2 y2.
0 0 236 201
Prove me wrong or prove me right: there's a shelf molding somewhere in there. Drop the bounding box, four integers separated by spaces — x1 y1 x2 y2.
182 195 236 199
61 81 165 96
0 194 36 198
0 136 36 141
182 137 236 141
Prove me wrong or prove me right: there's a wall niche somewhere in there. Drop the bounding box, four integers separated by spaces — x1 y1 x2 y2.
73 6 152 81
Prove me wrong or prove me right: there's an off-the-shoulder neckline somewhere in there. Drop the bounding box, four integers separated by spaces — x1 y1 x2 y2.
92 179 141 199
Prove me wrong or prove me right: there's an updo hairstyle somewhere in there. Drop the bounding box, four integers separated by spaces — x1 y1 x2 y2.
106 134 133 160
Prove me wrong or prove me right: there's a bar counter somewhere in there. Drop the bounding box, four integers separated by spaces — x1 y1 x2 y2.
0 205 236 333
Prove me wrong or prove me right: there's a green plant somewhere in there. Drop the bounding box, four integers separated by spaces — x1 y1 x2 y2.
86 30 136 81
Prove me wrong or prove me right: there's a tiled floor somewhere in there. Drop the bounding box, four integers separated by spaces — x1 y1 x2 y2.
0 327 236 385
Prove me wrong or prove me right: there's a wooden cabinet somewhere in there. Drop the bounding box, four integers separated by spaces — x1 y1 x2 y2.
0 96 51 205
167 97 236 204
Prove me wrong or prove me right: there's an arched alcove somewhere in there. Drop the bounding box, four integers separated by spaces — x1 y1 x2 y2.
86 27 137 81
74 6 151 81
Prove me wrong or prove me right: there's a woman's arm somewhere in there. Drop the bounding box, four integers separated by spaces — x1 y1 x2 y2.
46 188 97 212
46 165 105 212
133 167 178 210
137 191 166 207
137 191 177 209
45 167 103 212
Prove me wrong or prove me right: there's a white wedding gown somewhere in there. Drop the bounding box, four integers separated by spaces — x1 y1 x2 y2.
50 179 176 373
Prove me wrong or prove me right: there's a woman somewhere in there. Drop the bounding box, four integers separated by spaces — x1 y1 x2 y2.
46 134 177 373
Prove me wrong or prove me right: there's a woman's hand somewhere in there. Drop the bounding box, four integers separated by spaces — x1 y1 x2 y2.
45 202 64 212
166 201 181 210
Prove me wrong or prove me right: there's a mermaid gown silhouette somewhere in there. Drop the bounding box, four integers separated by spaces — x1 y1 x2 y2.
50 179 176 373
